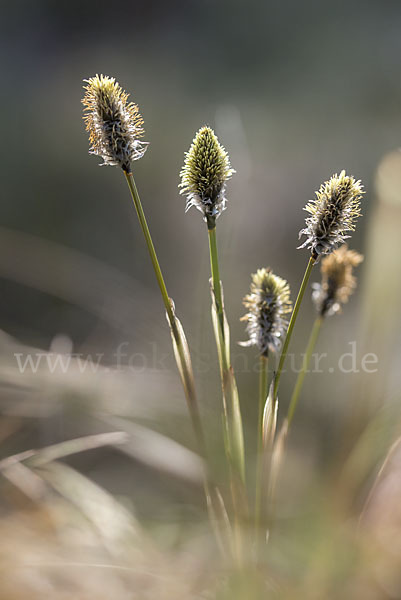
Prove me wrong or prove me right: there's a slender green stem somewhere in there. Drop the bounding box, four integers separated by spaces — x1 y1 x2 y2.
287 316 323 426
124 171 175 327
123 170 206 454
208 227 226 353
207 222 246 565
255 354 269 534
208 225 230 420
273 255 315 399
207 224 243 450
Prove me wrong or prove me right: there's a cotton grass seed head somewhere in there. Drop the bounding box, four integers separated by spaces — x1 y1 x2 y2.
299 170 364 258
82 74 148 171
179 126 235 226
240 268 292 356
312 244 364 317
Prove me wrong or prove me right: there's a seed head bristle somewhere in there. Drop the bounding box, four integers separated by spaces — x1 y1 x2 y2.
179 126 235 225
240 268 292 356
82 74 148 171
299 170 364 258
312 244 364 317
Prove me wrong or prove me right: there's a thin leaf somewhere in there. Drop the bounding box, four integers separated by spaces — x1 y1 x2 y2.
227 366 245 482
262 378 278 451
210 280 245 483
166 299 206 459
268 418 288 505
259 379 278 526
205 485 234 562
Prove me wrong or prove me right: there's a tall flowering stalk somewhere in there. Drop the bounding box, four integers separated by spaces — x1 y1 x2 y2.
179 127 235 345
179 127 244 474
240 268 292 534
180 126 246 562
240 269 292 442
286 245 364 425
82 74 208 470
273 171 364 401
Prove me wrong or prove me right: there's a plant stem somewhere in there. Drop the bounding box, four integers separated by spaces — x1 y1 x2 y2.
287 316 323 426
207 222 246 565
208 226 226 357
123 170 205 455
273 255 315 400
255 354 269 534
207 225 244 470
124 171 175 326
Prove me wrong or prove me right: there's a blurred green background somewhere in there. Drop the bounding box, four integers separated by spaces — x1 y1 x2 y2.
1 1 401 597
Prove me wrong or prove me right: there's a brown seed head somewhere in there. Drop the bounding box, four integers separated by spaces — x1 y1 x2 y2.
312 244 364 317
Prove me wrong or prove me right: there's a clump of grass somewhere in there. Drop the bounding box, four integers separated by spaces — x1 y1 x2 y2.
81 74 369 576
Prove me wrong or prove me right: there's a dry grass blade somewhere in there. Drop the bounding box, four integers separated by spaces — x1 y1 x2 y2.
0 432 127 472
36 461 141 551
29 432 128 467
101 415 204 484
0 460 48 502
205 486 234 562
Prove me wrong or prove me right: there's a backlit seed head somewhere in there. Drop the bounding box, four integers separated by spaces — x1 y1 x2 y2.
82 74 148 171
299 170 364 258
240 268 292 356
179 126 235 225
312 244 364 317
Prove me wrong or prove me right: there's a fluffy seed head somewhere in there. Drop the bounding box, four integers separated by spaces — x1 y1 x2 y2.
240 268 292 356
312 245 364 317
179 126 235 225
82 74 148 171
299 170 364 258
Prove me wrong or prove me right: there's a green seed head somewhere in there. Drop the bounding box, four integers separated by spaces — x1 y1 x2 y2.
179 126 235 226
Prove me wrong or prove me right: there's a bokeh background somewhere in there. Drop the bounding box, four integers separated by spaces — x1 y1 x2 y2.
1 1 401 597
